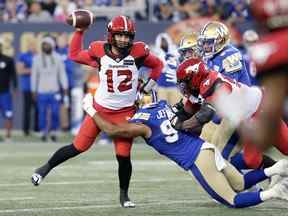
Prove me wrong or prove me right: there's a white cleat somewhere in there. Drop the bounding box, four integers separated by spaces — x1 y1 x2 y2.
271 159 288 177
271 178 288 201
122 200 136 208
31 173 43 186
269 174 282 188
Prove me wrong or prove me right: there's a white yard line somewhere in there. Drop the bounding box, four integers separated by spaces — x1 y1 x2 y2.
0 177 191 187
0 199 285 214
0 200 206 214
0 197 34 201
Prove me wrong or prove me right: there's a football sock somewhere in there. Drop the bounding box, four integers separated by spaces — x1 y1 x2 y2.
116 155 132 193
37 144 81 177
260 188 275 201
230 153 249 170
234 191 262 208
262 155 276 168
243 170 267 189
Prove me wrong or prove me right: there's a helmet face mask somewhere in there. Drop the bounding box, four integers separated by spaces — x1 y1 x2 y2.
178 32 200 62
112 32 134 50
198 36 217 59
198 21 230 59
107 16 136 52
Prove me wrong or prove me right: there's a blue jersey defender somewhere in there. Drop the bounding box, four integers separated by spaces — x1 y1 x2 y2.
85 98 288 208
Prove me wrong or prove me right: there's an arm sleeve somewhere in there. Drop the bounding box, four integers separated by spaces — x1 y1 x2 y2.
143 52 163 80
68 31 99 68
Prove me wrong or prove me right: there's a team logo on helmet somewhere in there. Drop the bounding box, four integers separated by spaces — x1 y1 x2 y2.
198 21 230 58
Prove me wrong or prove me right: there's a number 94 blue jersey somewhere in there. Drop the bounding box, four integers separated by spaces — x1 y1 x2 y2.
129 100 204 170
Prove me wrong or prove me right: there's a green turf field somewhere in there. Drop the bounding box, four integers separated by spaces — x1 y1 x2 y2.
0 139 287 216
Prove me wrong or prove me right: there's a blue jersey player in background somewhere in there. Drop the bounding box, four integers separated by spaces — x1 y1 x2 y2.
197 21 255 169
198 21 251 86
82 93 288 208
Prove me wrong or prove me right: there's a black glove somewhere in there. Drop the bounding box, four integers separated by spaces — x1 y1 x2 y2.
172 99 193 121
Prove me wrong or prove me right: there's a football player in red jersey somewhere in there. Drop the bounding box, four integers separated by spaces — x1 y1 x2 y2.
243 0 288 150
173 58 288 170
31 15 163 208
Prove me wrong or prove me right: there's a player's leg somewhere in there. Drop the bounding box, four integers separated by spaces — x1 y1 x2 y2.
243 141 263 169
32 115 100 185
191 148 288 207
167 87 182 106
114 137 135 208
104 108 136 208
274 120 288 155
200 121 219 143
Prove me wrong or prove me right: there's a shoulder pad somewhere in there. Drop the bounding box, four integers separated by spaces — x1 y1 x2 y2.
88 41 105 58
130 42 150 58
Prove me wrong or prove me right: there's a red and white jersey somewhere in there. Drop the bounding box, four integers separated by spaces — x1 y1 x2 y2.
89 42 145 109
200 71 263 124
68 31 163 110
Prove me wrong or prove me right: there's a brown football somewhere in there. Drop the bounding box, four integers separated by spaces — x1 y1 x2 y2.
66 9 95 29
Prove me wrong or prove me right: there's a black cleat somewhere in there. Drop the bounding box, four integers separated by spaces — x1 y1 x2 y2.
31 173 43 186
31 164 50 186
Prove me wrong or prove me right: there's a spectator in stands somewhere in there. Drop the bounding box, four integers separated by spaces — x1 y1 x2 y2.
41 0 57 16
17 35 38 136
53 0 77 23
27 1 53 23
31 36 68 142
0 39 17 141
3 0 27 23
153 0 179 22
172 0 202 20
226 0 256 33
95 0 122 6
199 0 221 18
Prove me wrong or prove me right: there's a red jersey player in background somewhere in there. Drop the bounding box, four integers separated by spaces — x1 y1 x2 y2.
173 58 288 170
242 0 288 150
31 15 163 208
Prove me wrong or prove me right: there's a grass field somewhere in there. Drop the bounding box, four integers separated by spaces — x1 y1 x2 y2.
0 137 287 216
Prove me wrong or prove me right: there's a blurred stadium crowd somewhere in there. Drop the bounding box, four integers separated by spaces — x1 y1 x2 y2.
0 0 256 32
0 0 283 143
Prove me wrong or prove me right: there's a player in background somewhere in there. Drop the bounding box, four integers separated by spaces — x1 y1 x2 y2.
81 93 288 208
238 29 259 86
175 33 254 170
31 15 163 208
174 58 288 171
198 21 251 86
196 21 255 168
240 0 288 150
153 32 181 106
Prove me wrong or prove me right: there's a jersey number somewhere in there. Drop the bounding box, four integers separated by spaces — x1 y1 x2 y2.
106 69 133 93
160 120 179 143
